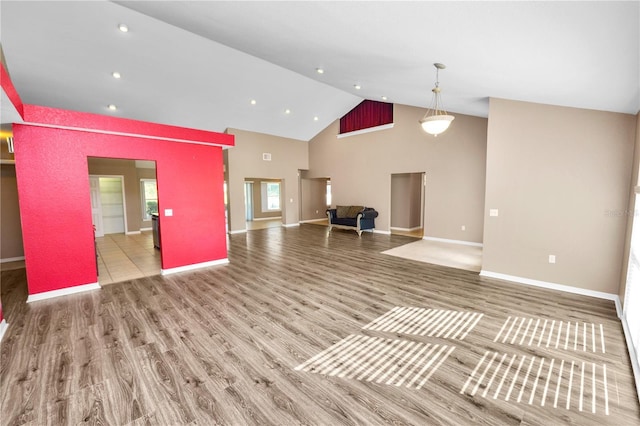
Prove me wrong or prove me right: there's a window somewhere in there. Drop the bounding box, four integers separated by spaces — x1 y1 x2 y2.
141 179 158 220
261 181 281 212
326 181 332 206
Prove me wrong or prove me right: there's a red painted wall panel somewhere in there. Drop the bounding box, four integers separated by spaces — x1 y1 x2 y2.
13 124 228 296
22 105 233 147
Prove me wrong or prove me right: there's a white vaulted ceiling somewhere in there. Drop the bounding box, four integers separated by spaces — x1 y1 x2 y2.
1 1 638 141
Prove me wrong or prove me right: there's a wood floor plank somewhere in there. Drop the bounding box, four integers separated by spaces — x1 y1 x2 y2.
1 224 638 425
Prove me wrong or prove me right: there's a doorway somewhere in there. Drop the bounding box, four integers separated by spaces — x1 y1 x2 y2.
89 175 126 236
390 172 425 238
244 177 283 230
87 158 161 284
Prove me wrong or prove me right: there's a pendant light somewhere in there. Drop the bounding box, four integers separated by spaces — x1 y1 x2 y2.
419 63 455 136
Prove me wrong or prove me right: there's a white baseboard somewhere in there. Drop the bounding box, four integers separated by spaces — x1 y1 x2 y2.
423 236 483 247
27 282 101 303
140 227 152 231
228 229 247 235
390 226 422 232
373 229 391 235
125 230 141 235
282 223 300 228
0 256 25 263
480 270 620 306
299 219 328 224
252 216 282 221
161 258 229 275
621 316 640 404
0 319 7 343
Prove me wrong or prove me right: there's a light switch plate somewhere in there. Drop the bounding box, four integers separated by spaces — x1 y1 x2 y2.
165 209 173 217
489 209 499 217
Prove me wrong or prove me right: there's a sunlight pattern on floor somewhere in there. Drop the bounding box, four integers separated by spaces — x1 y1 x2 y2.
461 351 611 415
362 307 483 340
494 316 606 353
295 334 455 389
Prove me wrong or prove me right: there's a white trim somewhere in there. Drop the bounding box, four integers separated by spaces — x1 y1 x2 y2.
125 230 141 235
0 319 8 343
390 226 422 232
0 256 25 263
252 216 282 221
479 270 620 303
373 229 391 235
423 236 483 247
282 223 300 228
299 219 328 224
337 123 395 139
228 229 247 234
161 258 229 275
140 227 152 231
27 282 101 303
621 315 640 403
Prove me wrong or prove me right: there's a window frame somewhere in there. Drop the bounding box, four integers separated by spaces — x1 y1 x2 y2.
140 178 158 221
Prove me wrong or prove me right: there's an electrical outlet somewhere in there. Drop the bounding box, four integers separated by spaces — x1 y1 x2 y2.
548 255 556 264
489 209 499 217
461 225 466 231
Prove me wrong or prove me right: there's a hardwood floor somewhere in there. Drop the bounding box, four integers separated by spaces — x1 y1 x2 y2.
1 224 638 425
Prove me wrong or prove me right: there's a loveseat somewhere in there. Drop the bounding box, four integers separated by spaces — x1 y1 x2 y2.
326 205 379 236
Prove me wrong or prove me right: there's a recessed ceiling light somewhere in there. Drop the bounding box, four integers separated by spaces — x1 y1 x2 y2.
313 116 319 121
112 71 121 79
118 23 129 33
381 96 388 101
108 104 117 111
250 99 256 105
285 109 291 114
316 68 324 74
354 84 361 90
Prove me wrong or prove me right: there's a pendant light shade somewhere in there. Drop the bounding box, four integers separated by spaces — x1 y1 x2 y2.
420 63 454 136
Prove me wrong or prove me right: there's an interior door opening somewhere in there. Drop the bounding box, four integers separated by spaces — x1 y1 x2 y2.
244 177 283 230
390 172 425 238
87 157 161 285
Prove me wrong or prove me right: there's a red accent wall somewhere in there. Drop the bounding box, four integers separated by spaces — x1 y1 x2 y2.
13 122 229 296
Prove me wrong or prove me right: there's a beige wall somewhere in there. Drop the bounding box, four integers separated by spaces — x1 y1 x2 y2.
88 158 140 232
1 164 23 260
300 177 329 221
225 128 309 232
308 103 487 241
483 98 637 294
619 112 640 307
390 173 423 230
88 158 157 233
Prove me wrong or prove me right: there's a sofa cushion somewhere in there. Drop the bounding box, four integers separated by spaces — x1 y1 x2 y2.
347 205 364 217
336 205 351 218
336 205 364 218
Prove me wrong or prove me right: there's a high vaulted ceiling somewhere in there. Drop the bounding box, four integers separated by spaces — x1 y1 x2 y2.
1 1 638 141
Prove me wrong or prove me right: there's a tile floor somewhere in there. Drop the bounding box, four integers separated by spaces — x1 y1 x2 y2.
96 231 161 285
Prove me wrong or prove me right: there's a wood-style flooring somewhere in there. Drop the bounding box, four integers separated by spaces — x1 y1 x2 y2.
1 224 638 425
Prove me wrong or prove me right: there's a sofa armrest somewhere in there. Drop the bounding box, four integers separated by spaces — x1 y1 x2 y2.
359 209 379 220
326 208 337 220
